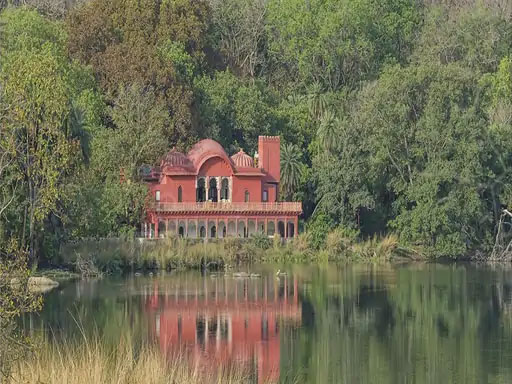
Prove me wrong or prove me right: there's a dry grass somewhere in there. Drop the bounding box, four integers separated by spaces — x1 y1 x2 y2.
11 336 249 384
352 234 399 260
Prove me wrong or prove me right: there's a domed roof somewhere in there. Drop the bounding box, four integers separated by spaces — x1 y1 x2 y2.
187 139 233 171
231 149 254 168
161 148 193 169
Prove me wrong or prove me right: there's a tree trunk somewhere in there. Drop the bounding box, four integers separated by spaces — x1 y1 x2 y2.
27 180 37 266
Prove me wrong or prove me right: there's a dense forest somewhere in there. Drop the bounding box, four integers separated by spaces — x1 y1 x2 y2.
1 0 512 261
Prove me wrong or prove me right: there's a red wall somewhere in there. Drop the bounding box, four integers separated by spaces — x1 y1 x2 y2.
148 151 282 203
263 183 279 203
149 175 196 202
198 157 232 177
232 176 262 202
258 137 280 183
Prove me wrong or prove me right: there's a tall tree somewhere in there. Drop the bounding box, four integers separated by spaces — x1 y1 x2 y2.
0 9 99 260
209 0 267 78
280 143 302 201
65 83 170 237
67 0 211 148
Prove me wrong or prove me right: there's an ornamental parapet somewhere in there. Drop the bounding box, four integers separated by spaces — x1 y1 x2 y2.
149 202 302 215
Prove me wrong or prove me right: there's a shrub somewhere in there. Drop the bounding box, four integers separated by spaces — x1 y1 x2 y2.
326 226 360 260
306 213 333 249
250 232 272 250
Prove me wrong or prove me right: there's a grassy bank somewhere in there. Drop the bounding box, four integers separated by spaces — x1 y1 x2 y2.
54 231 417 275
12 336 248 384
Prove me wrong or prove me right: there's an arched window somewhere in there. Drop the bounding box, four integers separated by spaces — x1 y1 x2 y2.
244 190 250 202
177 186 182 202
209 178 218 202
196 178 205 202
221 178 229 200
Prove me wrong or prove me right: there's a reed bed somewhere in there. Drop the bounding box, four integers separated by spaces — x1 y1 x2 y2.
57 231 414 276
12 336 248 384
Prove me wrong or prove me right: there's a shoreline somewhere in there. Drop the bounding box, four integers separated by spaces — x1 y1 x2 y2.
39 235 509 280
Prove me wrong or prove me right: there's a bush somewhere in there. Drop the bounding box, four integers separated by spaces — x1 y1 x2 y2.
326 226 360 260
250 232 272 250
306 213 333 249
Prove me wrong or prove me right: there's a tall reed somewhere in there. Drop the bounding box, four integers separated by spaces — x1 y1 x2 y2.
12 335 248 384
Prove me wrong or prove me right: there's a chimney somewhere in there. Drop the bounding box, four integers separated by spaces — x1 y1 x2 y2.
258 136 280 183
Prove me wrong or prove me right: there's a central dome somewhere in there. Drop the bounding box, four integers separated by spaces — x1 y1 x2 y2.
187 139 233 171
231 149 254 168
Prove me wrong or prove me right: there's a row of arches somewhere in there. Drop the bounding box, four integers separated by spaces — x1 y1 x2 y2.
196 177 230 202
155 219 296 239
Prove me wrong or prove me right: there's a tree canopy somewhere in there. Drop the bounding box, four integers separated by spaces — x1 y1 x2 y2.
2 1 512 259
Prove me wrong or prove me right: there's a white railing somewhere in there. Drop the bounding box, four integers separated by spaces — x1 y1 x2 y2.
150 201 302 214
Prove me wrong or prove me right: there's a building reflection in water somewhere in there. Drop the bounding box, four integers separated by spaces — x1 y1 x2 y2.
145 275 301 383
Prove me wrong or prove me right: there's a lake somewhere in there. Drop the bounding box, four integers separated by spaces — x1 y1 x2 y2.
24 263 512 383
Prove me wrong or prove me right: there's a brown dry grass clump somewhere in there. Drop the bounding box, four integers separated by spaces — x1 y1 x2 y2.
12 336 248 384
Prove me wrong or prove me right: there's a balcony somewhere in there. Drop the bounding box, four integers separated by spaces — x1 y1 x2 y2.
149 201 302 215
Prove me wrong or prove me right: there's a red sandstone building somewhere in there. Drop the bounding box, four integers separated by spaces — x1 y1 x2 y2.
142 136 302 239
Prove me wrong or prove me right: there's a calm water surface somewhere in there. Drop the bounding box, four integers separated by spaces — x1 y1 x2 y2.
24 263 512 383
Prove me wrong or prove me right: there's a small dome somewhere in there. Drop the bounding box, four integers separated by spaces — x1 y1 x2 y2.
161 148 193 169
231 149 254 168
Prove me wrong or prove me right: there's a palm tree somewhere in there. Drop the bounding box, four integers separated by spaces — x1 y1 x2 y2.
280 143 302 201
66 103 90 162
307 82 329 120
318 111 340 152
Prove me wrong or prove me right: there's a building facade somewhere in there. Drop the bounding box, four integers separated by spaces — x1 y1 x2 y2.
142 136 302 239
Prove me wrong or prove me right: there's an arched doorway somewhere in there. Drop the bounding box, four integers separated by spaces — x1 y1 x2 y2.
188 222 196 238
168 220 177 235
178 226 184 237
221 178 229 200
210 226 216 238
158 221 166 238
218 221 226 238
278 221 285 238
199 226 206 238
228 221 236 237
196 178 206 202
248 220 256 237
267 221 275 236
209 178 218 202
237 221 246 238
287 222 295 238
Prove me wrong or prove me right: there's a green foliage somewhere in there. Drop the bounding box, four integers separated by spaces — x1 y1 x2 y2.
0 8 99 260
326 226 360 259
265 0 421 90
305 213 333 250
280 143 303 201
195 70 280 152
65 83 169 238
4 1 512 262
0 240 41 379
209 0 266 78
414 5 512 73
67 0 211 148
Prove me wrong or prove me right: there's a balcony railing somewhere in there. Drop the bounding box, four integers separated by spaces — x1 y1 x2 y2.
150 201 302 214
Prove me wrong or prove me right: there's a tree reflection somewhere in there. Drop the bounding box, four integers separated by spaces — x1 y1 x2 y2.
285 264 512 384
